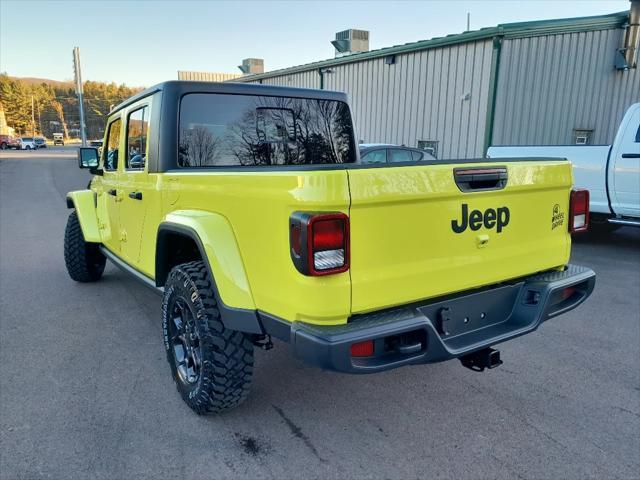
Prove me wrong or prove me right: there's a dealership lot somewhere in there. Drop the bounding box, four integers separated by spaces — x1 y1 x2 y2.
0 148 638 479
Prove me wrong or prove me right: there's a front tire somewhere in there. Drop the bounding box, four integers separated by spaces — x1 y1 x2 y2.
64 211 106 282
162 261 254 414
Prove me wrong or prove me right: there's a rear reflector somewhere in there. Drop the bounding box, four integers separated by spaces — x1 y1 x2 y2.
569 189 589 234
350 340 374 357
561 286 576 300
289 212 350 276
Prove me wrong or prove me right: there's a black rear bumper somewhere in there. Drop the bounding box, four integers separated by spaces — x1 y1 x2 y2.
260 264 595 373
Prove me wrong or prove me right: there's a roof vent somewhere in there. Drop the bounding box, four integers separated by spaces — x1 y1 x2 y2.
331 29 370 57
238 58 264 75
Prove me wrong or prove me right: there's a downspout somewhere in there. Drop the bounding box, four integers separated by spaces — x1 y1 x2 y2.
483 35 503 156
318 68 325 90
624 0 639 68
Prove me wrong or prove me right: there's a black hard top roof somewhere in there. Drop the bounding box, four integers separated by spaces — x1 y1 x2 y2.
110 80 349 115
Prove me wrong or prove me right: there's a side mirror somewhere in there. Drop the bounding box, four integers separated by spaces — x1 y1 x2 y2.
78 147 99 169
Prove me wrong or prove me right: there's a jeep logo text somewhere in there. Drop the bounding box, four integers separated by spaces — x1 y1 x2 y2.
451 204 510 233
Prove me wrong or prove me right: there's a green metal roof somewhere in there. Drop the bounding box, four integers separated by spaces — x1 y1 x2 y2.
237 11 629 82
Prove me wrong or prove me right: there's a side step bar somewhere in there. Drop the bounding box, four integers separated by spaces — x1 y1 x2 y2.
99 246 164 296
608 217 640 227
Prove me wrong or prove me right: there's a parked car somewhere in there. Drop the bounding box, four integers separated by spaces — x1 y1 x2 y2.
65 81 595 415
34 137 47 149
488 103 640 229
0 134 21 150
89 139 103 148
359 143 437 164
53 133 64 146
20 137 36 150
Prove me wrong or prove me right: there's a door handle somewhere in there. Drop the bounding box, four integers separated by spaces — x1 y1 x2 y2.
621 153 640 158
108 189 117 196
129 191 143 200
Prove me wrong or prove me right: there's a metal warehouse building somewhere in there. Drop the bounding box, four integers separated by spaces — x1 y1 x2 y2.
236 6 639 160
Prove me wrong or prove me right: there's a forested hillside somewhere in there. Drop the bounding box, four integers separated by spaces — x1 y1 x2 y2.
0 74 143 139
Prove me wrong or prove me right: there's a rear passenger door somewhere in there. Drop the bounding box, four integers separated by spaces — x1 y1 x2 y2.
610 106 640 217
119 103 152 269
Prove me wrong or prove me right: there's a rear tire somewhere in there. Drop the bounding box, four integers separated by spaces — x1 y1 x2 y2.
0 142 6 150
162 261 254 414
64 211 106 282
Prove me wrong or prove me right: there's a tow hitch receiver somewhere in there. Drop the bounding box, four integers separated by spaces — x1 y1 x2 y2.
460 348 503 372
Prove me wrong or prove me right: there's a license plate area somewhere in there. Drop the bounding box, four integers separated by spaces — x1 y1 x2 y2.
418 283 522 339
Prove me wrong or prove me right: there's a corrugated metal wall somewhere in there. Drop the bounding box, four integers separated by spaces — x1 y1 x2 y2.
260 70 320 89
248 40 494 159
493 28 640 146
178 71 243 82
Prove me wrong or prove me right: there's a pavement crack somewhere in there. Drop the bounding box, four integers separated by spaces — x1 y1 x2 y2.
272 405 326 463
611 405 640 418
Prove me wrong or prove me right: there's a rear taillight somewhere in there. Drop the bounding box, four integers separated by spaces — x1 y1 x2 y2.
569 189 589 234
289 212 350 276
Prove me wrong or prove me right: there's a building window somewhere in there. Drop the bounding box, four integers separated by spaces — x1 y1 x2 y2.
418 140 438 158
573 129 593 145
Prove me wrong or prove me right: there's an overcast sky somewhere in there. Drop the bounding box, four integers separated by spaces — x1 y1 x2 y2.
0 0 632 87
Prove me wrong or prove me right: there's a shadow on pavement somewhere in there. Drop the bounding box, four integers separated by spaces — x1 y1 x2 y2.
572 226 640 251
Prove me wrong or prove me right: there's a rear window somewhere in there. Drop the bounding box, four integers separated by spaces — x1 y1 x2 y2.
388 149 413 163
178 93 355 167
361 149 387 164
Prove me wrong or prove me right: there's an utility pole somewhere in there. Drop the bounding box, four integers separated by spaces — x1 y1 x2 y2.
36 101 42 135
31 95 35 137
73 46 87 146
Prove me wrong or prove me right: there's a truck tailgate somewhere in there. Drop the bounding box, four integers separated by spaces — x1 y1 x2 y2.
347 160 572 313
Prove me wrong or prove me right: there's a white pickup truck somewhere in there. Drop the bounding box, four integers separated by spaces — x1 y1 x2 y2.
488 103 640 230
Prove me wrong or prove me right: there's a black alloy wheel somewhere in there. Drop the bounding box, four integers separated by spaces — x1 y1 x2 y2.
167 298 202 386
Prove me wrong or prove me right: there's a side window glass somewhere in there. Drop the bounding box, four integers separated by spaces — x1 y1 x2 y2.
389 148 413 163
411 150 424 161
126 106 149 170
103 118 121 171
361 149 386 164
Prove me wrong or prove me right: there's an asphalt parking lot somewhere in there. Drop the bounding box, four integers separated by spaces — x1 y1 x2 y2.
1 147 639 480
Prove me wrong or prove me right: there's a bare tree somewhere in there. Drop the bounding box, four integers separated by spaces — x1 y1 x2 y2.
51 100 69 139
179 126 220 166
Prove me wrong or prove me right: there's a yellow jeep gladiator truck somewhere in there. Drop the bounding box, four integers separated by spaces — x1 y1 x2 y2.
65 81 595 414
